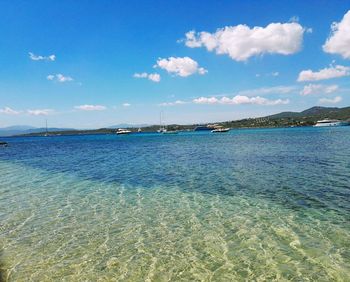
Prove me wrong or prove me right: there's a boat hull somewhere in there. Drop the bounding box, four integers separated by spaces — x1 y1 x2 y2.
314 122 349 127
211 128 230 133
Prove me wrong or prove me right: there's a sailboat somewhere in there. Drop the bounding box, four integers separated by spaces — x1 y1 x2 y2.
157 111 178 134
157 111 167 133
44 119 49 136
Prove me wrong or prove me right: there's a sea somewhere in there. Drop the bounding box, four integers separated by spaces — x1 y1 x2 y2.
0 127 349 281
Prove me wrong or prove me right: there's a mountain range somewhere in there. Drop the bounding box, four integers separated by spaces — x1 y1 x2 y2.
267 106 350 120
0 126 74 137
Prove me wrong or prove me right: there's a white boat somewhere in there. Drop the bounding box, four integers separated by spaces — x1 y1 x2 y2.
162 130 178 134
116 128 131 135
314 119 349 127
157 111 178 134
211 127 230 133
157 128 167 133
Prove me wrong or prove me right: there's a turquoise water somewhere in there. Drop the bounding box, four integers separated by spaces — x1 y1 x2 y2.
0 127 349 281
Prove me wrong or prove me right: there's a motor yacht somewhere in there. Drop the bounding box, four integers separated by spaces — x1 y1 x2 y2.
314 119 349 127
116 128 131 135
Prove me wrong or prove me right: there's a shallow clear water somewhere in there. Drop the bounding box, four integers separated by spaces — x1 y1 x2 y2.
0 127 349 281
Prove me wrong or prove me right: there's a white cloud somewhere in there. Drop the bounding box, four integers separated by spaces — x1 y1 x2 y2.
74 105 106 111
184 22 306 61
193 97 219 104
0 107 21 115
300 84 339 96
323 10 350 59
27 109 53 116
155 57 207 77
237 86 296 96
122 103 131 107
297 65 350 81
255 72 279 77
193 95 289 106
133 72 161 82
29 52 56 61
47 74 74 83
148 73 161 82
134 72 148 78
159 100 187 106
318 96 342 104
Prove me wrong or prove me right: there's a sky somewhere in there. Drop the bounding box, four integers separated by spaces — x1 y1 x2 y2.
0 0 350 128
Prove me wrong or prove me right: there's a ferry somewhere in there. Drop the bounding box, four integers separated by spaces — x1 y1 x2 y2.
314 119 349 127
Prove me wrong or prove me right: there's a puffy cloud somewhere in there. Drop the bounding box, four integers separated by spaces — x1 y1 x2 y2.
27 109 53 116
323 10 350 59
0 107 21 115
300 84 339 96
159 100 187 106
193 95 289 105
29 52 56 61
297 65 350 81
122 103 131 107
318 96 342 104
133 72 161 82
133 72 148 78
193 97 219 104
47 74 74 83
74 105 106 111
148 73 161 82
155 57 207 77
184 22 306 61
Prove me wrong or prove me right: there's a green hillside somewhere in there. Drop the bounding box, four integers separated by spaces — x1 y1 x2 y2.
15 106 350 137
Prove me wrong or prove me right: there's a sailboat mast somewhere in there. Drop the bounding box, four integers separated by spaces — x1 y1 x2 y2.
159 111 162 130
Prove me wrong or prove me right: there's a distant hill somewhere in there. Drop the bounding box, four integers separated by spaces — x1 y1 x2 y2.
6 106 350 137
267 106 350 120
108 123 149 129
221 106 350 128
0 126 75 137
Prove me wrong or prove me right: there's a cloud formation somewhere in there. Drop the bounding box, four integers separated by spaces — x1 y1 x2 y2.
184 22 306 61
27 109 53 116
323 10 350 59
29 52 56 61
193 95 290 106
300 84 339 96
133 72 160 82
74 105 106 111
122 103 131 107
238 86 295 97
318 96 342 104
156 57 207 77
159 100 187 106
0 107 21 115
47 74 74 83
297 65 350 81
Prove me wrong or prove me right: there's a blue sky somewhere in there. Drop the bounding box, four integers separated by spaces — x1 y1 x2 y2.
0 0 350 128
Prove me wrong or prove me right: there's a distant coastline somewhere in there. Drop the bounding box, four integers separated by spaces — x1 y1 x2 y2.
2 105 350 137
